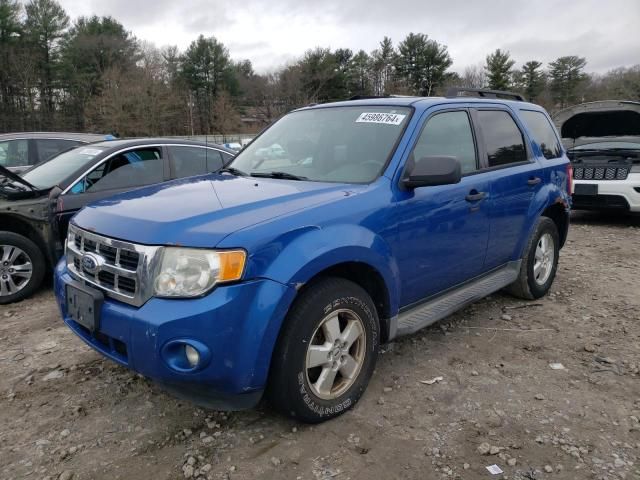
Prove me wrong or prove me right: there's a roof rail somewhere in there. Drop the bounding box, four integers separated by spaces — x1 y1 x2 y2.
446 87 526 102
348 94 414 100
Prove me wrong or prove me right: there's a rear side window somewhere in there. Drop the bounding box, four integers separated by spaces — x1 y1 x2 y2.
520 110 562 159
35 139 82 162
0 139 29 167
413 111 477 174
477 110 527 167
169 146 224 179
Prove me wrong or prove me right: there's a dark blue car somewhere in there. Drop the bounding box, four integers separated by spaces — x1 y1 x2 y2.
54 90 571 423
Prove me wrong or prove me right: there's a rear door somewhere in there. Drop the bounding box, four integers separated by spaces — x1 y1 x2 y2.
56 146 169 239
472 107 543 270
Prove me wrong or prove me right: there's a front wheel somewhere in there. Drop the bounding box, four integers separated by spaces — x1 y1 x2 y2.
0 232 45 304
505 217 560 300
267 277 380 423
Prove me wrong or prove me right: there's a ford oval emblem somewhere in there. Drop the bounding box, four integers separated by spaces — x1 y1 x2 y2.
81 252 104 275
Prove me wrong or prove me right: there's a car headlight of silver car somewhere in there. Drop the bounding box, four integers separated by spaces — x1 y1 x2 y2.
154 248 246 298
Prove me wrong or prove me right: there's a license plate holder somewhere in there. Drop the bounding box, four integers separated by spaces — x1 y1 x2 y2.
574 184 598 196
66 283 103 332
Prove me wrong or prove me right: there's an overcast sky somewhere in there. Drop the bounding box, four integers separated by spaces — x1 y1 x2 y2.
58 0 639 74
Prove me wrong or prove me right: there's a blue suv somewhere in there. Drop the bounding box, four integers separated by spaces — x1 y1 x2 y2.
54 89 571 423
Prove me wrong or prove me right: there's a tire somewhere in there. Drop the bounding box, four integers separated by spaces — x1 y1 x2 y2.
505 217 560 300
0 231 46 304
267 277 380 423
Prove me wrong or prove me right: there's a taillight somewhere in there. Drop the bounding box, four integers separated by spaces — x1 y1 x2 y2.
566 163 573 194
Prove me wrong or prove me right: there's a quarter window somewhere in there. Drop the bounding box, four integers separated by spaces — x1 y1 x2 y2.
412 111 478 174
477 110 527 167
520 110 562 159
71 148 163 194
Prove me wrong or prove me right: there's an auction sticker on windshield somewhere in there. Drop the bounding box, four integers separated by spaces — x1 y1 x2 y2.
77 148 103 156
356 112 406 125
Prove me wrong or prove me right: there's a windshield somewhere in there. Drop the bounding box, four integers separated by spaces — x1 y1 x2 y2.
230 106 411 183
21 146 107 189
570 141 640 151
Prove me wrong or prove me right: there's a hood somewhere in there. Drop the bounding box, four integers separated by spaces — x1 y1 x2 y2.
72 174 362 247
553 100 640 148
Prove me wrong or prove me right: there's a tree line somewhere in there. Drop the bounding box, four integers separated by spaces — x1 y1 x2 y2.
1 0 639 137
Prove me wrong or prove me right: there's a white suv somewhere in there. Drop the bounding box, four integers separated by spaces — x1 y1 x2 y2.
554 101 640 212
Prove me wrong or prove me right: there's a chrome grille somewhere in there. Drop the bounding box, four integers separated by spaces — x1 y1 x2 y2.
573 166 629 181
66 225 161 307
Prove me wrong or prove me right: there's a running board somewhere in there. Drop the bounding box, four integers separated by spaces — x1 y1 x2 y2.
394 261 521 338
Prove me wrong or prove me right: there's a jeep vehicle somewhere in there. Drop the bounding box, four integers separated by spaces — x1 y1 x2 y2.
0 139 234 303
0 132 114 174
553 100 640 212
54 90 571 423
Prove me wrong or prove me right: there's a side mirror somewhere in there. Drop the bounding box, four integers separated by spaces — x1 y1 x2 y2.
402 155 462 189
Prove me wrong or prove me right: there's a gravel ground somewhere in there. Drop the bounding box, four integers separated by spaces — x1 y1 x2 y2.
1 211 639 480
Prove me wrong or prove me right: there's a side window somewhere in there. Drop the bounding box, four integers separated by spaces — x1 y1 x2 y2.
35 139 81 162
477 110 527 167
519 110 562 159
0 139 29 167
220 152 234 166
169 146 223 179
71 148 163 194
413 111 478 174
207 150 224 172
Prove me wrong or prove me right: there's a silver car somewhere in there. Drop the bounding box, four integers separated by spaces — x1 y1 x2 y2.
0 132 114 174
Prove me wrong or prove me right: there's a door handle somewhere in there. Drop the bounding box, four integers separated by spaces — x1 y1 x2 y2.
527 177 542 186
465 191 486 202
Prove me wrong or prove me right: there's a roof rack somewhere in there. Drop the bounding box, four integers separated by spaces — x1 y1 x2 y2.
348 94 413 100
446 87 526 102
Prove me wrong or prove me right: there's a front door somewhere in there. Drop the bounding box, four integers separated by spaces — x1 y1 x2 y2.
392 108 491 307
55 146 168 241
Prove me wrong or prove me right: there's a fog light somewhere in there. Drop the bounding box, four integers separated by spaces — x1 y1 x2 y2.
185 344 200 367
161 339 211 372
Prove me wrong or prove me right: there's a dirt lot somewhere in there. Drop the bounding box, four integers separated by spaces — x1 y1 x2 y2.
1 212 639 480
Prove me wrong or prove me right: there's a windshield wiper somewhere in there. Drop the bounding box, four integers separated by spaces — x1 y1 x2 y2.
218 167 248 176
250 171 308 181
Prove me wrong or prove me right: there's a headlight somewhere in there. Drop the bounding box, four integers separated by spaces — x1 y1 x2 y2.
65 229 75 255
154 248 246 298
631 165 640 173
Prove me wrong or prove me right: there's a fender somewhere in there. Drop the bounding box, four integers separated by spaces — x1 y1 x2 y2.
236 223 401 387
257 223 401 315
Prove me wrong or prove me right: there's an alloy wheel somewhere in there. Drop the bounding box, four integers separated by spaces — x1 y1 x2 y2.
305 309 367 400
0 245 33 297
533 233 554 286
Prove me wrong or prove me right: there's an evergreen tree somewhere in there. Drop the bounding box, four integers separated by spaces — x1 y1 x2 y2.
24 0 69 127
485 49 515 90
395 33 452 96
548 55 587 108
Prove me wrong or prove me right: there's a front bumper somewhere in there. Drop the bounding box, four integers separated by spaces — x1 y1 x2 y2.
54 260 296 410
572 174 640 212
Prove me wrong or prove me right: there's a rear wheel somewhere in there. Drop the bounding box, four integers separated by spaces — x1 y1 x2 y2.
505 217 559 300
267 277 379 423
0 232 45 304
